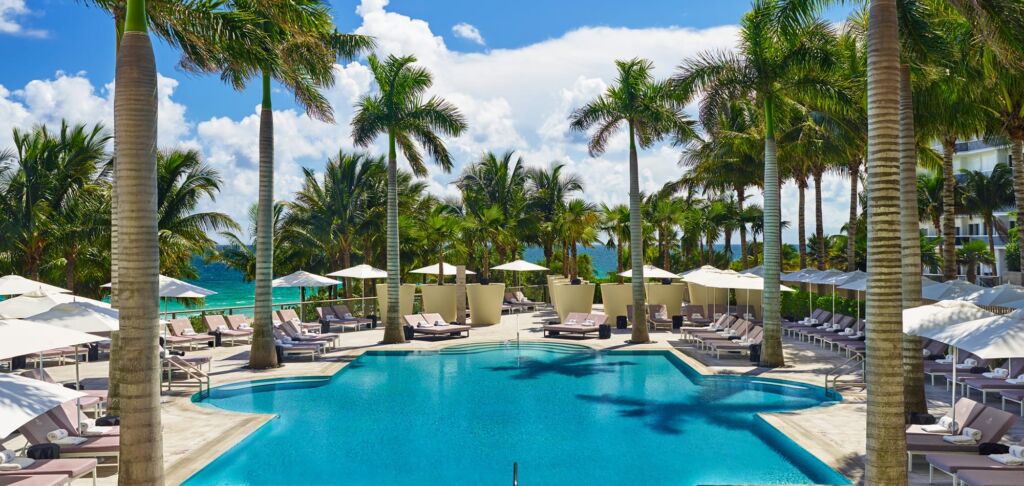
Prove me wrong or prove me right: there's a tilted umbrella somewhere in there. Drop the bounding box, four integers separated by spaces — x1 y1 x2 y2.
0 275 70 297
963 284 1024 308
0 319 106 389
411 263 476 277
23 302 119 334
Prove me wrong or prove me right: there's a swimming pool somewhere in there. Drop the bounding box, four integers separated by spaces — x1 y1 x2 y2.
185 342 849 485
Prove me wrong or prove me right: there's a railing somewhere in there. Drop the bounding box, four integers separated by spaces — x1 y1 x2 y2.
825 353 865 396
163 357 210 398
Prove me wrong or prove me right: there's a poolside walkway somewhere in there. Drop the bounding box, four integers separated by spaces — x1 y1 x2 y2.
7 306 1020 485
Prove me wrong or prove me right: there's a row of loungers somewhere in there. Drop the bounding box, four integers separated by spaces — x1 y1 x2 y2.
681 304 757 325
503 291 543 314
782 309 866 357
403 314 471 339
542 313 607 338
316 305 374 332
908 397 1024 485
680 314 764 359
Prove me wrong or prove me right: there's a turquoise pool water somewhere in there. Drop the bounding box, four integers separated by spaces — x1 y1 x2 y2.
185 343 849 485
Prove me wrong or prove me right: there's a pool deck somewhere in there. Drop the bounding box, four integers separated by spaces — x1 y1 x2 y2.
7 306 1022 485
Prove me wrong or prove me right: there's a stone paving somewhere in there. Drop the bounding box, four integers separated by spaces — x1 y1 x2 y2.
5 306 1022 485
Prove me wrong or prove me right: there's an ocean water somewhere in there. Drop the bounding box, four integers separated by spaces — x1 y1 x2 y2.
185 343 847 485
173 244 741 313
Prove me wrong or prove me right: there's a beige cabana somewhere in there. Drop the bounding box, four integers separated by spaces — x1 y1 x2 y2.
599 283 632 320
420 284 459 323
645 282 687 317
550 281 595 322
376 283 416 318
466 283 505 326
683 266 794 318
546 275 569 307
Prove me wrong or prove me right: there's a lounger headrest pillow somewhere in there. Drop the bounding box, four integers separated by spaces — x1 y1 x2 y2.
922 349 931 357
345 313 354 319
964 358 978 367
0 449 15 465
434 321 444 326
182 328 196 336
1010 445 1024 458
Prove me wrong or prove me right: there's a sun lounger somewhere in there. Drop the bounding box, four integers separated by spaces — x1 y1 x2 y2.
682 305 711 325
543 312 601 338
278 321 338 348
17 370 106 413
0 475 70 486
906 406 1018 470
275 309 321 332
18 412 120 466
691 319 752 348
961 361 1024 401
403 313 471 338
514 291 542 309
46 401 118 437
166 318 212 350
680 314 734 341
0 447 95 484
922 338 949 360
202 315 252 346
926 453 1024 484
955 468 1024 486
327 305 373 332
782 309 831 334
705 327 763 359
223 314 255 335
1001 391 1024 416
907 398 986 436
924 352 989 386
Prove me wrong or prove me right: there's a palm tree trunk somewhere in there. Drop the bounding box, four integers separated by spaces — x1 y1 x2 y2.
864 1 908 482
382 130 405 344
967 261 977 283
900 64 927 415
570 243 578 279
561 242 569 277
987 217 996 259
249 72 280 368
438 251 445 285
798 182 807 268
848 161 860 271
942 138 957 281
1013 139 1024 275
616 240 624 284
737 187 748 269
65 250 76 292
814 170 825 269
342 247 352 298
627 122 649 343
114 3 164 482
543 241 553 269
760 98 783 367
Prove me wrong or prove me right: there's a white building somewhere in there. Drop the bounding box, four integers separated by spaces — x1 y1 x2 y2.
919 139 1014 284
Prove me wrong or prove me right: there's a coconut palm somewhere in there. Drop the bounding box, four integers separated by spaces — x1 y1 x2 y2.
527 164 583 268
569 58 695 343
960 163 1015 259
560 198 599 279
917 171 944 240
674 0 843 366
155 149 239 279
420 203 463 283
352 54 467 344
455 151 534 268
219 203 293 281
863 0 907 482
112 1 162 482
600 203 630 282
216 1 372 368
957 240 996 284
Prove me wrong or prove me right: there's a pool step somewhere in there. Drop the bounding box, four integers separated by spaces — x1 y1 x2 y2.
440 341 593 355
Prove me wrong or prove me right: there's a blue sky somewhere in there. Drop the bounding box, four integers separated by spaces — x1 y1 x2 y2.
0 0 855 243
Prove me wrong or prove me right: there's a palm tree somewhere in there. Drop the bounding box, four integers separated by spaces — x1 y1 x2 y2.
960 163 1014 259
863 0 907 482
560 198 599 279
218 1 372 369
957 240 996 284
112 1 162 482
284 151 384 294
917 171 944 240
155 149 239 279
527 164 583 268
455 151 534 269
569 58 695 343
599 203 630 281
352 54 467 344
421 203 463 284
674 0 842 366
219 203 293 281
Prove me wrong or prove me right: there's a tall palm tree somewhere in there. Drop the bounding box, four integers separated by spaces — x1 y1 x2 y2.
420 203 463 283
455 151 534 269
674 0 842 366
112 1 162 482
569 58 695 343
218 1 372 368
863 0 907 482
960 163 1014 259
352 54 467 344
527 164 583 268
599 203 630 281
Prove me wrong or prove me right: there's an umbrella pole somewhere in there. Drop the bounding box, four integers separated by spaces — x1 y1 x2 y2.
832 285 836 326
75 345 80 390
951 347 959 425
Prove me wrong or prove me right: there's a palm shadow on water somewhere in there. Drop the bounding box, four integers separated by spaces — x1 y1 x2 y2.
576 384 821 436
484 352 638 379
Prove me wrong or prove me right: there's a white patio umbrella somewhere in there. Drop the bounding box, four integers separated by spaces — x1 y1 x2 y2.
0 289 109 319
0 373 86 439
780 268 822 283
273 271 341 318
410 262 476 276
740 265 764 276
932 280 984 301
618 265 681 280
0 319 106 389
23 302 119 333
492 260 549 347
905 306 1022 424
0 275 70 297
328 265 387 314
963 283 1024 308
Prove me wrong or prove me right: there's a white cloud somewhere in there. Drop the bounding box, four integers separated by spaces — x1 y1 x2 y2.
0 0 46 38
452 22 485 45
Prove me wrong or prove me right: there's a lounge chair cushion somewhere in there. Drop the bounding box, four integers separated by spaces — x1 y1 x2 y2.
956 469 1024 486
0 458 96 477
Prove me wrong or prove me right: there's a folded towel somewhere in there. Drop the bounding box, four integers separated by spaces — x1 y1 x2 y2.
182 329 196 336
82 425 113 437
584 319 595 325
955 363 974 370
434 321 444 327
941 434 978 445
921 416 955 433
46 429 68 442
0 449 14 464
988 453 1024 466
935 359 953 364
344 313 354 319
1005 378 1024 385
692 313 703 319
52 436 88 446
984 368 1009 379
921 423 952 433
1009 445 1024 458
239 324 251 330
963 358 978 367
964 427 982 441
923 349 931 357
744 313 754 320
0 457 34 471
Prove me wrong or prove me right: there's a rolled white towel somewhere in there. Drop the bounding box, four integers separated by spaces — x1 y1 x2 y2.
0 449 14 465
0 457 35 471
922 349 931 357
983 368 1009 379
81 425 113 437
584 319 595 325
1009 445 1024 458
963 358 978 367
988 453 1024 466
434 321 445 327
965 426 982 441
942 434 978 445
46 429 68 442
239 323 252 330
79 418 96 433
181 329 197 336
921 416 956 433
344 313 354 319
955 363 975 370
692 313 703 319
